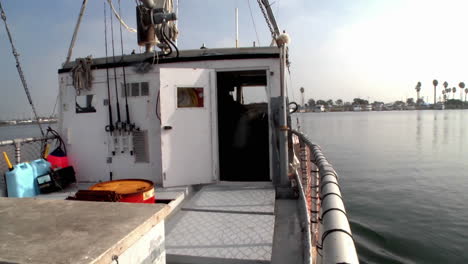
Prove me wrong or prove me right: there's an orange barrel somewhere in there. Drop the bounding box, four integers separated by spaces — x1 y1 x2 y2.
89 179 155 204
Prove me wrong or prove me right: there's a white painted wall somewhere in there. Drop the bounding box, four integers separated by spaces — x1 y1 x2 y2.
59 58 281 185
113 221 165 264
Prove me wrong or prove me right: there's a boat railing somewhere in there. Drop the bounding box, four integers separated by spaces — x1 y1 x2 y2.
0 135 57 197
290 129 359 264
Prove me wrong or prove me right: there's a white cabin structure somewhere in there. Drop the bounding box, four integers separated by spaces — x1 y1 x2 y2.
58 47 287 187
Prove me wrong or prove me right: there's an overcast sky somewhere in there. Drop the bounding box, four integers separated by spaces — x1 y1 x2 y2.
1 0 467 118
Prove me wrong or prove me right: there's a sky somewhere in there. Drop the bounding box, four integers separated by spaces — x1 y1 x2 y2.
1 0 468 119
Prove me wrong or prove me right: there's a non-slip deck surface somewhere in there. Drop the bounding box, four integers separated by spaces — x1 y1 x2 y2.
182 183 275 214
166 182 276 262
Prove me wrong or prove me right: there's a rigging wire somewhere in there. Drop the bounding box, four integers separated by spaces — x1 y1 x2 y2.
0 0 45 137
65 0 89 64
50 93 60 118
246 0 261 46
276 0 280 22
106 0 137 33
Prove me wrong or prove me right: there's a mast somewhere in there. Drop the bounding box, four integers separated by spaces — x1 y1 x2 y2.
259 0 280 37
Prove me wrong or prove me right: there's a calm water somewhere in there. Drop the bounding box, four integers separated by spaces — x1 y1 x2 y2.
0 124 54 141
2 112 467 263
297 110 468 264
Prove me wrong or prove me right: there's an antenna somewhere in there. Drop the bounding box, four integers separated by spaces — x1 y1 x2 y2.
235 8 239 48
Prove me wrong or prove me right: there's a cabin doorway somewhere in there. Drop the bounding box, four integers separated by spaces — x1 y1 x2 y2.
217 70 270 181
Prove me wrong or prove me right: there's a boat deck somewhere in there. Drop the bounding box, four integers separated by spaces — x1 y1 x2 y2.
166 182 276 264
28 181 303 263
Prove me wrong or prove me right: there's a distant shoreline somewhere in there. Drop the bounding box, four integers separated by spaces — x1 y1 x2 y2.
0 120 57 127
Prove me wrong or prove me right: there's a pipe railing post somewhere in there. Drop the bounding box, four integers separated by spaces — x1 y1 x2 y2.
14 141 21 164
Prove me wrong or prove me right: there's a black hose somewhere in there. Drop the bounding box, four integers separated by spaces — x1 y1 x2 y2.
42 126 67 157
155 90 161 121
288 102 299 114
162 23 179 58
159 25 172 56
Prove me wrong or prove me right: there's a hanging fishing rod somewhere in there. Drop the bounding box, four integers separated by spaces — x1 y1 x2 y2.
110 2 122 132
0 1 45 137
104 2 114 135
118 0 131 130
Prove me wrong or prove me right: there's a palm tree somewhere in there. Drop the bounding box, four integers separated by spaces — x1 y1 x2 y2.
433 80 438 105
465 88 468 102
443 82 449 101
300 87 305 107
442 90 446 102
459 82 465 101
452 87 457 99
415 82 421 104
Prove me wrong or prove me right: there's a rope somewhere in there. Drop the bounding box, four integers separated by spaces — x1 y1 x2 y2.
65 0 88 64
247 0 261 46
0 0 45 137
71 56 93 95
106 0 137 33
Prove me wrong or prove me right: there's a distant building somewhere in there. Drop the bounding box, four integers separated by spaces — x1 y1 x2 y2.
363 104 372 111
314 105 325 112
373 103 384 111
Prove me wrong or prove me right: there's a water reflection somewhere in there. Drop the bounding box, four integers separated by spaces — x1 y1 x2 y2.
299 110 468 263
416 111 422 153
432 112 438 148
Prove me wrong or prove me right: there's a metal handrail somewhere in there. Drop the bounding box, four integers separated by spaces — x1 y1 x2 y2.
0 135 56 164
0 135 56 146
290 129 359 264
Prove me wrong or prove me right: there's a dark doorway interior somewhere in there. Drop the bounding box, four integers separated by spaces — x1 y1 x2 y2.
217 70 270 181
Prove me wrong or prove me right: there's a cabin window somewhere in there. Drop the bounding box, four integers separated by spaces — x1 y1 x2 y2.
141 82 149 96
131 83 140 96
177 87 204 108
121 82 150 97
75 94 96 113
